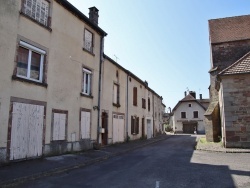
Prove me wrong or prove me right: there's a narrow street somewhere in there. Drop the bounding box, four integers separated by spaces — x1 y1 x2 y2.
18 135 250 188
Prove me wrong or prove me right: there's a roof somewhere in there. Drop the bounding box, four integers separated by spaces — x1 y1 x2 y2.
219 51 250 75
55 0 107 36
172 94 208 112
103 54 164 101
209 14 250 44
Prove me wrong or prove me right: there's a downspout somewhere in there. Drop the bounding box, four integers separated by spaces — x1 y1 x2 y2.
152 93 155 137
126 72 129 142
97 36 104 144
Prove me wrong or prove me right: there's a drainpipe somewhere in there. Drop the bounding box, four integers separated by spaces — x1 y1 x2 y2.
126 72 129 142
152 93 155 137
97 36 104 144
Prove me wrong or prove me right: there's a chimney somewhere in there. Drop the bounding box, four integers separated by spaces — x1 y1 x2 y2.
189 91 196 99
184 91 187 96
200 94 202 100
89 7 99 25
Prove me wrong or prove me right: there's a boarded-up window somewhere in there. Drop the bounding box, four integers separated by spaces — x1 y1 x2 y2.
81 110 91 139
181 112 186 118
52 111 67 141
22 0 50 26
148 98 150 112
133 87 137 106
142 98 146 109
193 111 198 118
84 29 93 52
131 116 139 135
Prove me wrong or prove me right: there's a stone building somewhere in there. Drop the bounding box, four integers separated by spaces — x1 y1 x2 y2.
206 15 250 148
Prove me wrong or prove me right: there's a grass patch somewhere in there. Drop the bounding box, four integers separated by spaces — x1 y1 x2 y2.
199 137 207 144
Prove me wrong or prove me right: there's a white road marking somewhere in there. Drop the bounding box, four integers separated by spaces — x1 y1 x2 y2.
156 181 160 188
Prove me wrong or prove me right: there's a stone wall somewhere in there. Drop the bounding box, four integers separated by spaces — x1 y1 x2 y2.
221 74 250 148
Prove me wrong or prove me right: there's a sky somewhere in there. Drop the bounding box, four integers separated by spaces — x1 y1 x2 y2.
68 0 250 110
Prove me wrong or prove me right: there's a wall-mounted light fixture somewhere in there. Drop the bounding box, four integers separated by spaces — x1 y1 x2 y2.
93 106 99 111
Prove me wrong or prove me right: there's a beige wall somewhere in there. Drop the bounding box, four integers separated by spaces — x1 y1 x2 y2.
101 59 127 144
0 0 102 161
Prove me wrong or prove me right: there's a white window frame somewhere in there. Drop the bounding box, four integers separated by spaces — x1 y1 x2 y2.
82 68 92 95
17 41 45 83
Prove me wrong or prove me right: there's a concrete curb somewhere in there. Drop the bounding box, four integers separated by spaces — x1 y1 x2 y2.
195 138 250 153
1 136 169 187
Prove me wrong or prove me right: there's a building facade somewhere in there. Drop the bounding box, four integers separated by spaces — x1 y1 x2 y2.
0 0 165 163
172 91 208 134
206 15 250 147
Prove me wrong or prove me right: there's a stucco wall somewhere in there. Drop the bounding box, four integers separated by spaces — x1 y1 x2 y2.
173 101 206 134
0 1 102 162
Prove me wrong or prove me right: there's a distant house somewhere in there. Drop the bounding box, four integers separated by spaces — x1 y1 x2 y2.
172 91 209 134
206 15 250 148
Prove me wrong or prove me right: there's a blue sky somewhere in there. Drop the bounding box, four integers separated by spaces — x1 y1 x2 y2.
68 0 250 110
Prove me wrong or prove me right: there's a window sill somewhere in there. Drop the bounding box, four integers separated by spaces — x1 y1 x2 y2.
20 12 52 32
12 75 48 88
113 103 121 108
80 93 93 98
82 48 95 56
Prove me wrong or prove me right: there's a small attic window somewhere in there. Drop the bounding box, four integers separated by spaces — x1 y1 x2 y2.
188 104 192 107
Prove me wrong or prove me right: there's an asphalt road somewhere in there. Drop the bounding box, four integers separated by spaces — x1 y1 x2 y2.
18 135 250 188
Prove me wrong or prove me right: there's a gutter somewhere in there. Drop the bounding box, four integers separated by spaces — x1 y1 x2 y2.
126 73 129 142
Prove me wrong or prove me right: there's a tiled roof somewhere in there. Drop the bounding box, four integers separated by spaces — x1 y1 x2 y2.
172 94 208 112
180 94 196 102
219 51 250 75
209 15 250 44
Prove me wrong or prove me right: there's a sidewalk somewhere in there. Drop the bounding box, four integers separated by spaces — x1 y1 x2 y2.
0 134 169 187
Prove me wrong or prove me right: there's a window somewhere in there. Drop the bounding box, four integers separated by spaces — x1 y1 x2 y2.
181 112 186 118
148 97 150 111
193 111 198 118
82 68 92 95
17 41 45 83
52 110 68 141
21 0 50 27
133 87 137 106
84 29 93 53
131 116 139 135
188 104 192 107
142 98 146 109
113 83 120 106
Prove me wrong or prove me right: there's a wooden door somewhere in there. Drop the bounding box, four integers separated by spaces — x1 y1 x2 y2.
101 112 108 145
147 119 152 139
81 111 90 139
113 114 124 143
10 102 44 160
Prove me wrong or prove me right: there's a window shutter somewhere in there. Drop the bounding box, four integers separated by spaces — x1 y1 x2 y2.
136 117 139 134
131 116 134 134
148 98 150 111
133 87 137 106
